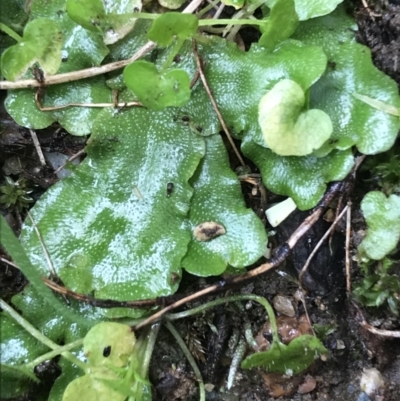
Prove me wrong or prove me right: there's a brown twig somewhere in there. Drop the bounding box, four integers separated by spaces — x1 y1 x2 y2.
192 40 246 167
329 154 365 250
133 181 345 330
27 212 57 279
53 149 86 175
34 68 200 111
35 90 142 111
0 44 156 90
29 129 46 166
361 0 381 19
345 203 352 293
0 0 205 90
361 323 400 338
353 301 400 338
297 203 349 334
0 257 20 270
42 278 161 309
190 69 201 89
238 176 259 186
299 204 349 286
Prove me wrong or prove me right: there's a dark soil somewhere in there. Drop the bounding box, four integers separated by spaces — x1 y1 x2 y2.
1 1 400 401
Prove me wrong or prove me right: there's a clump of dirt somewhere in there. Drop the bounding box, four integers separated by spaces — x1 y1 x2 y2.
355 1 400 84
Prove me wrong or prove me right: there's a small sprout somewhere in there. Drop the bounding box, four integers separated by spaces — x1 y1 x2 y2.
0 177 34 211
227 336 247 390
265 197 297 227
166 182 174 197
193 221 226 241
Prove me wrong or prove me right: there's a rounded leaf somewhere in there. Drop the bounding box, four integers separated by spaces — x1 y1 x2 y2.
66 0 106 32
358 192 400 260
266 0 344 21
259 0 299 50
242 138 354 210
201 38 328 145
66 0 142 44
20 106 205 304
182 135 268 276
147 12 198 47
1 18 62 81
62 370 126 401
123 60 191 110
84 322 136 367
293 5 400 155
259 79 332 156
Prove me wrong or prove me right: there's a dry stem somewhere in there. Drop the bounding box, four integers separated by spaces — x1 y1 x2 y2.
193 40 246 167
0 0 204 90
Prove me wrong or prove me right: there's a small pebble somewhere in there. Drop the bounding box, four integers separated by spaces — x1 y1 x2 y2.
360 368 385 396
273 295 295 317
3 156 23 175
356 392 371 401
297 374 317 394
44 151 81 179
347 383 357 394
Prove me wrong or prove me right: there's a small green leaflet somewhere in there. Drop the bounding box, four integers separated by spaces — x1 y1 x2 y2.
1 18 62 81
123 60 191 110
358 191 400 261
265 0 344 20
220 0 245 10
158 0 186 10
63 322 136 401
293 5 400 155
83 322 136 367
147 12 198 47
241 334 328 374
259 0 299 51
66 0 142 44
259 79 332 156
66 0 105 32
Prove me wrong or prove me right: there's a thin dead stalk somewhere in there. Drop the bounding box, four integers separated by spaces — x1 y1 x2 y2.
192 40 246 167
42 278 161 309
29 129 46 166
54 149 86 175
299 203 349 286
0 43 156 90
0 0 204 90
353 301 400 338
0 257 20 270
345 204 352 292
36 98 142 112
361 0 381 19
297 203 349 333
27 212 57 278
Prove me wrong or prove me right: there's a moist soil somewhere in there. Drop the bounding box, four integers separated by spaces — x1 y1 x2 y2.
1 1 400 401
